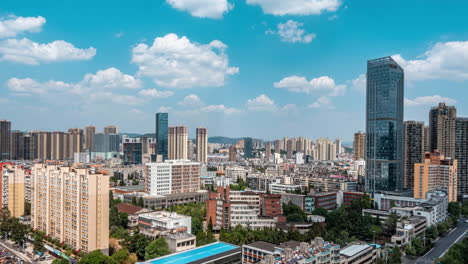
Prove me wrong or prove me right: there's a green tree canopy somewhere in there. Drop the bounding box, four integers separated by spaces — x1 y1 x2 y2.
144 237 170 260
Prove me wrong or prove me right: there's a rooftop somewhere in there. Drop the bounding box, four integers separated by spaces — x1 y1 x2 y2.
244 241 276 253
139 211 190 221
340 244 371 257
116 203 146 215
141 242 239 264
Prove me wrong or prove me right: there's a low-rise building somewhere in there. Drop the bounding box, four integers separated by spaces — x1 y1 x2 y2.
115 203 150 227
340 243 377 264
166 232 196 253
391 216 427 246
138 211 192 238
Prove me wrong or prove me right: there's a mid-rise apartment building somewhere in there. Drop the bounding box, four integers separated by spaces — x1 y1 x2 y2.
31 164 109 253
145 160 200 196
414 151 457 202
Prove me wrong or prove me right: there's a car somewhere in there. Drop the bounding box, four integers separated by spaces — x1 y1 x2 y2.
464 219 468 223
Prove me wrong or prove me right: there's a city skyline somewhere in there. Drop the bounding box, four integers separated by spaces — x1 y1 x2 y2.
1 1 468 141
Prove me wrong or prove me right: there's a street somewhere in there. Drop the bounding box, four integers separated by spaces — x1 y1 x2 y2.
0 240 33 264
413 220 468 264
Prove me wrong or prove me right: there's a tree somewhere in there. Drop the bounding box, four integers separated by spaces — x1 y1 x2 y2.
388 247 402 264
123 230 151 260
312 207 328 217
33 231 46 253
24 201 31 215
78 250 109 264
52 260 69 264
448 202 461 219
440 237 468 264
111 249 132 264
138 197 145 208
144 237 170 260
384 212 398 235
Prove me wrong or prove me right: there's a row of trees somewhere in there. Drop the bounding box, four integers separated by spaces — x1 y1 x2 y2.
439 237 468 264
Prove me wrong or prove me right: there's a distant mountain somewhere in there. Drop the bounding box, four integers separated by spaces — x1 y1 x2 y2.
119 133 142 138
208 136 242 145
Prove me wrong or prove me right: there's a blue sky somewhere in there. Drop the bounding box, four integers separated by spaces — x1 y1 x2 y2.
1 0 468 141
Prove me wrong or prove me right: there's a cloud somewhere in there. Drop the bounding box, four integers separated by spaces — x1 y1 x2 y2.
138 88 174 98
246 94 277 112
0 16 46 38
178 94 203 107
349 73 366 93
274 75 345 96
0 38 96 65
281 104 298 112
201 104 241 114
246 0 341 16
166 0 232 19
158 106 173 113
115 32 124 38
6 68 144 105
404 95 457 107
308 96 333 109
392 41 468 81
274 20 315 43
132 33 238 88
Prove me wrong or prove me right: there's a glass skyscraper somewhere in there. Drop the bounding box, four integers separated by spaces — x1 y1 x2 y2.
155 112 168 160
366 56 404 194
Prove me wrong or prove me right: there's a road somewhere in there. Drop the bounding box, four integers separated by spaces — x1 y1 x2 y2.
0 240 33 264
414 220 468 264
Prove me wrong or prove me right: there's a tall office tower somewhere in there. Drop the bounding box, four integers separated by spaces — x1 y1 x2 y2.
123 142 142 164
274 140 281 154
414 151 458 202
366 56 404 194
286 139 294 159
455 118 468 199
0 120 12 160
265 142 271 162
145 160 200 196
353 131 366 160
423 126 430 153
103 126 119 135
11 130 25 160
23 133 35 160
37 131 52 160
155 113 169 160
244 137 253 158
93 133 120 153
429 103 457 158
66 131 82 159
229 145 237 161
403 121 425 190
50 131 66 160
84 125 96 151
335 138 342 155
31 164 109 253
196 127 208 163
1 164 26 218
168 126 188 160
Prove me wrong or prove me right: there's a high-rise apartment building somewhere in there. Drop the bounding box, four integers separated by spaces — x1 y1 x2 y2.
403 121 425 190
31 164 109 253
0 120 12 160
51 131 66 160
155 113 169 160
315 138 337 161
85 125 96 151
1 164 25 218
196 128 208 163
265 142 271 162
274 140 281 154
244 137 253 158
93 133 120 153
423 126 430 153
229 146 237 162
103 126 119 135
37 131 52 160
414 151 457 202
286 139 294 159
353 131 366 160
11 130 25 160
145 160 200 196
335 138 342 155
455 118 468 199
366 56 404 193
168 126 188 160
429 103 457 158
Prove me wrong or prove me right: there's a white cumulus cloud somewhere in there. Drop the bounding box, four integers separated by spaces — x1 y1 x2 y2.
138 88 174 98
0 38 96 65
404 95 457 107
274 75 345 96
246 94 277 112
275 20 315 43
0 16 46 38
349 73 366 93
132 33 238 88
178 94 203 107
308 96 333 109
392 41 468 81
166 0 232 19
246 0 341 16
201 104 241 114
